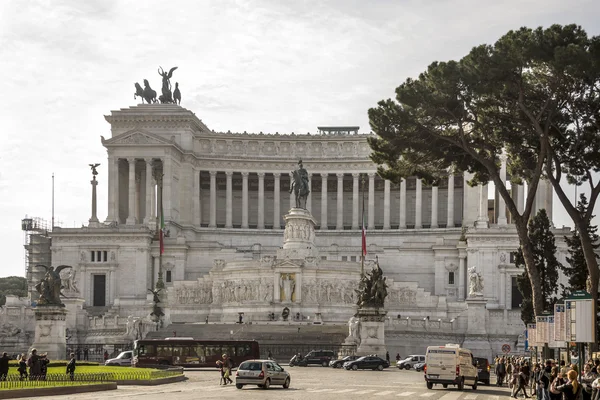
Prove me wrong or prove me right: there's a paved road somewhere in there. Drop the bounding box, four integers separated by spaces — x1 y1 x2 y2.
23 367 515 400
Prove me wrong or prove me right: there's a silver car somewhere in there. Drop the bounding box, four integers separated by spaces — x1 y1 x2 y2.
235 359 291 390
105 350 133 366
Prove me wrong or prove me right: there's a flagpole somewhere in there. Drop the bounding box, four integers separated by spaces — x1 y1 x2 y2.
153 165 165 290
361 173 365 278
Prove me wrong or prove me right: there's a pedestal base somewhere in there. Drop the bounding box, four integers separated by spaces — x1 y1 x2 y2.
31 306 67 360
356 308 387 357
466 297 487 335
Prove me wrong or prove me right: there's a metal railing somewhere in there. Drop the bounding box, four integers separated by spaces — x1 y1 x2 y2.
0 370 183 390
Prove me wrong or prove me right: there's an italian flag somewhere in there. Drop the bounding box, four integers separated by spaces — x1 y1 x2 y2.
361 197 367 256
159 205 165 254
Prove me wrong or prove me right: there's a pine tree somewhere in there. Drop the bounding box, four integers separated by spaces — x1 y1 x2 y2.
515 209 561 325
560 196 599 296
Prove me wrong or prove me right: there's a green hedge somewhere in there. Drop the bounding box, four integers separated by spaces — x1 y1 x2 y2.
8 360 99 368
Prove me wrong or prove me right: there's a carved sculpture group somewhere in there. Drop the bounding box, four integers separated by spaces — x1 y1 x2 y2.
289 160 310 209
468 266 484 297
355 259 388 308
134 66 181 105
34 265 72 306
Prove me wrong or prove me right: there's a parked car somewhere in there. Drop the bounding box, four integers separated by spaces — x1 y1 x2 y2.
414 362 426 372
289 350 335 367
330 355 360 368
343 356 390 371
473 357 490 385
235 359 291 390
397 355 426 370
105 350 133 366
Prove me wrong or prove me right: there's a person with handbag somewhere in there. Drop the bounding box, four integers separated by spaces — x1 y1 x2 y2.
550 370 582 400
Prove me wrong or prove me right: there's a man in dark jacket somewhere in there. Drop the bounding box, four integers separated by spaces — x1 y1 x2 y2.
537 360 552 400
0 352 10 381
66 353 76 381
495 358 507 386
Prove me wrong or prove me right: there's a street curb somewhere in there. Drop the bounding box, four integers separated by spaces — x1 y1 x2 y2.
116 374 187 385
0 382 117 399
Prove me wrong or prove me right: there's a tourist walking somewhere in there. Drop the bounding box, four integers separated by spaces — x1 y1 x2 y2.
66 353 76 381
496 358 507 387
39 354 49 381
537 361 552 400
396 353 401 363
222 354 233 384
28 348 41 380
512 365 531 398
550 369 581 400
0 352 10 381
386 351 390 364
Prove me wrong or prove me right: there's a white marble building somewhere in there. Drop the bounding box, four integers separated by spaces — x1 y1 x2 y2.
13 103 571 357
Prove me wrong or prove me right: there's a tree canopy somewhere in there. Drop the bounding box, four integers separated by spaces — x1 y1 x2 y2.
368 24 598 317
0 276 28 307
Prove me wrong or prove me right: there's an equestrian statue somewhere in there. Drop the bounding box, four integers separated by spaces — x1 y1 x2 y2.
289 160 310 209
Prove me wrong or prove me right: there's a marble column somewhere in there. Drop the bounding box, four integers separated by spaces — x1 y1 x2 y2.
241 172 249 229
150 177 156 221
336 173 344 230
497 154 508 225
126 158 137 225
273 173 281 229
106 155 117 223
135 175 141 222
225 171 233 228
192 168 200 226
476 183 489 228
162 157 172 219
383 179 391 229
209 171 217 228
431 185 439 228
258 172 265 229
352 173 359 229
306 174 312 211
144 159 153 224
415 178 422 229
517 184 525 214
368 173 375 229
458 251 467 300
500 268 506 308
447 173 454 228
321 173 328 230
289 173 294 211
399 178 406 229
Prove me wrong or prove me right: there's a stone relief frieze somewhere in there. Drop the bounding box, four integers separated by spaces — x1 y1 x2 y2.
218 278 273 304
386 287 418 306
283 220 313 241
175 281 213 304
301 279 357 304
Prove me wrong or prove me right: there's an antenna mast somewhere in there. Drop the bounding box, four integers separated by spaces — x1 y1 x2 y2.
52 173 55 230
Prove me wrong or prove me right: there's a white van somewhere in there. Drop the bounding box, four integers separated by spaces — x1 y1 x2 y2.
424 344 478 390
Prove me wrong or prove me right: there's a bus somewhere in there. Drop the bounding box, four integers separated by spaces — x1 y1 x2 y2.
132 338 260 368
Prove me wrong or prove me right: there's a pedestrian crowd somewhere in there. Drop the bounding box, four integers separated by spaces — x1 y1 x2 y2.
0 348 77 381
493 355 600 399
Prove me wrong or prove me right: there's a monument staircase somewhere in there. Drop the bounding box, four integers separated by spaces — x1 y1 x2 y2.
146 322 347 361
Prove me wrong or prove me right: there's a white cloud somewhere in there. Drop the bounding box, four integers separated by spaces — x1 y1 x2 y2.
1 0 599 277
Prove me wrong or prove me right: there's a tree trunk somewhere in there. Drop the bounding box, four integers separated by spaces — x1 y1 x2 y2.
515 219 545 316
578 232 599 351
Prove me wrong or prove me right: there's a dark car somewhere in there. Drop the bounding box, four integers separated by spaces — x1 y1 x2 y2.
343 356 390 371
474 357 490 385
290 350 335 367
329 355 360 368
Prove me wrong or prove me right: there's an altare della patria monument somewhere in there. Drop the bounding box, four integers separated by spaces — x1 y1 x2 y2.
1 66 569 361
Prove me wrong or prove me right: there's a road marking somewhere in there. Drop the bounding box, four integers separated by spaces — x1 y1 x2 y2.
397 392 416 397
419 394 436 397
437 393 463 400
333 389 357 393
463 395 478 399
374 390 395 396
354 389 376 394
310 388 335 392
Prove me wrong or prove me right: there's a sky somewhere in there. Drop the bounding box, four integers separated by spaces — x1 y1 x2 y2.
1 0 600 278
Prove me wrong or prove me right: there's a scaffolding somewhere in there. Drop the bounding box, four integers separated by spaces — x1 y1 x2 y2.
21 216 55 298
